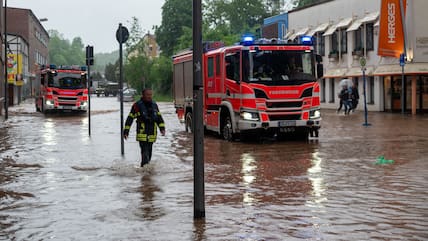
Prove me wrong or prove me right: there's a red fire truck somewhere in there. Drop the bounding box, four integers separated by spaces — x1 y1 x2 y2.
35 65 89 113
173 36 323 141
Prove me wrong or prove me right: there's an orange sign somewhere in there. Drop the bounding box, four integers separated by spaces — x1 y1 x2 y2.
378 0 406 58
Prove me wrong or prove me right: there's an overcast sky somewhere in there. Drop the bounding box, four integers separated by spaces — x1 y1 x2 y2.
8 0 165 53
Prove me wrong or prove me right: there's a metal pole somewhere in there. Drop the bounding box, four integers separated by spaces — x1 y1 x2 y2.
193 0 205 219
87 64 91 136
401 64 405 114
399 0 407 115
362 68 370 126
119 24 124 156
4 0 8 120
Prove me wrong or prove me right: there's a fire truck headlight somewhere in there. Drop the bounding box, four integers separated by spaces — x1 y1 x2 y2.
45 100 54 106
240 111 259 121
81 101 87 107
310 109 321 119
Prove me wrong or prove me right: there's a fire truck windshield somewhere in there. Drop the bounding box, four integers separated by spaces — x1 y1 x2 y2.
244 50 316 85
48 72 86 89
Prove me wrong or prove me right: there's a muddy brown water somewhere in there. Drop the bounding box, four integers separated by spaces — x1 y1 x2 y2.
1 97 427 240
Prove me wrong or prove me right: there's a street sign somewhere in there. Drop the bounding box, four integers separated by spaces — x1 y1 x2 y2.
399 53 405 67
116 25 129 44
359 57 367 67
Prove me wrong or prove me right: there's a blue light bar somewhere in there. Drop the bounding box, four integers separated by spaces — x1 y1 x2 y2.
300 35 313 45
240 34 255 46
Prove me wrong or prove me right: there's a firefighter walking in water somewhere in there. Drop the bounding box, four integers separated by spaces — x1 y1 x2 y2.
123 88 166 167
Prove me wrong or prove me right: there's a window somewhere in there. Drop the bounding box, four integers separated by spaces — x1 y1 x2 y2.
216 55 220 76
366 23 374 51
355 27 363 50
319 34 325 56
321 79 326 103
340 29 347 53
368 76 375 104
331 32 338 52
207 57 214 77
226 52 240 81
329 79 335 103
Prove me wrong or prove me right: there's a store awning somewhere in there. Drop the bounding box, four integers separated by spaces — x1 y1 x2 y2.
323 68 348 78
284 30 294 39
346 66 374 77
306 22 329 36
288 27 309 41
323 17 352 36
373 63 428 76
347 11 379 32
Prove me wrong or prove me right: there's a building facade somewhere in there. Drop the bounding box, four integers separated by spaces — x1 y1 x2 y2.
4 7 49 105
283 0 428 114
262 13 288 39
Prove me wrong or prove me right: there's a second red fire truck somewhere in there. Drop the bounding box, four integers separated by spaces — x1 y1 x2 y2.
35 65 89 113
173 36 323 141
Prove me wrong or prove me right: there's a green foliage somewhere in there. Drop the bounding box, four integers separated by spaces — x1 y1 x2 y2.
48 30 85 66
154 0 192 57
296 0 321 8
93 51 119 74
148 55 173 95
104 60 120 82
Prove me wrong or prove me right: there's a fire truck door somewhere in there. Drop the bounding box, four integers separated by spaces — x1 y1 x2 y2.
205 55 218 127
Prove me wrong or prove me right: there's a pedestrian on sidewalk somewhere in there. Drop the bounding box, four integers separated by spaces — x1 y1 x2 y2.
350 83 360 112
123 88 166 167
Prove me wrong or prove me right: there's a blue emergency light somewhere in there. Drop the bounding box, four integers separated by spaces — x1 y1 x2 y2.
300 35 313 45
240 34 255 46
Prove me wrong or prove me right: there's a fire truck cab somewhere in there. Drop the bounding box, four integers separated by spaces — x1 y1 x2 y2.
173 36 323 141
35 65 89 113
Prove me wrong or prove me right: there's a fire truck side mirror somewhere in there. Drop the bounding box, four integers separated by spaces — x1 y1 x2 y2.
317 63 324 79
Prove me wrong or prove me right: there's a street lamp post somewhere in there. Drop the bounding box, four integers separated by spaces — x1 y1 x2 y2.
3 0 8 120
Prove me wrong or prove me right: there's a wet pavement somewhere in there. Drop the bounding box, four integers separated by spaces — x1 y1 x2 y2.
1 97 427 240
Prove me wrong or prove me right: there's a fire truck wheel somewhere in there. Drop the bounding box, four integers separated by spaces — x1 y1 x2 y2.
185 112 193 133
222 115 235 141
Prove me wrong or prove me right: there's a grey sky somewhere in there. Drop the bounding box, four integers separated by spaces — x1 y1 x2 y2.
8 0 165 53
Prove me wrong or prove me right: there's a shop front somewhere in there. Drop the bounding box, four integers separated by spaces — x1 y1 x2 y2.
376 64 428 114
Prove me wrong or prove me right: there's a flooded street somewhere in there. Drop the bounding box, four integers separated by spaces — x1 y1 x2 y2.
1 97 427 241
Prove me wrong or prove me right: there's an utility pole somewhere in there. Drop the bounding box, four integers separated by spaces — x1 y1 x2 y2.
193 0 205 219
86 45 94 136
116 23 129 155
4 0 8 120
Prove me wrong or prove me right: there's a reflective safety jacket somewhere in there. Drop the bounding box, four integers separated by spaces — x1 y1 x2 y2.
124 99 165 142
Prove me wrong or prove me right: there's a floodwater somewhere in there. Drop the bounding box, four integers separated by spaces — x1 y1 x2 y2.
1 97 427 241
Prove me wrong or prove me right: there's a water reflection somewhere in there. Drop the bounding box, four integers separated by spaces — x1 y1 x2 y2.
241 153 257 205
136 172 164 221
42 119 57 146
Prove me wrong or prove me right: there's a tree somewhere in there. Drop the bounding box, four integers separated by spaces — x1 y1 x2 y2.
155 0 192 57
104 60 119 82
48 30 85 65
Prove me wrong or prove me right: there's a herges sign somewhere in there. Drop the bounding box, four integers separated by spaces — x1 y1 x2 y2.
378 0 407 58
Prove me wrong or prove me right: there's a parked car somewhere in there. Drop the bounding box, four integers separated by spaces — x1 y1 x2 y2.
119 88 138 102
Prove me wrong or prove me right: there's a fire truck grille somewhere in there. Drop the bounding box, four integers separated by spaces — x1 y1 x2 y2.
58 96 78 101
266 101 302 108
60 103 77 106
269 114 301 121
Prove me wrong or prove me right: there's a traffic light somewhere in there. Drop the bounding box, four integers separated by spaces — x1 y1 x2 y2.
86 45 94 66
